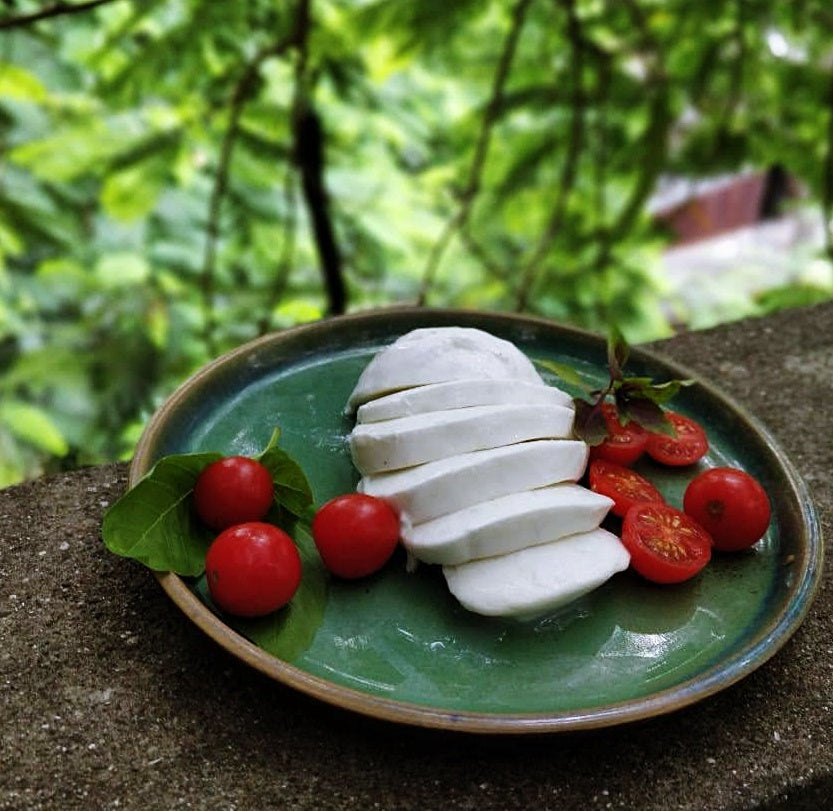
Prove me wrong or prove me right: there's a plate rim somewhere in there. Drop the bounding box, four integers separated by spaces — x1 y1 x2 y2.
129 307 823 734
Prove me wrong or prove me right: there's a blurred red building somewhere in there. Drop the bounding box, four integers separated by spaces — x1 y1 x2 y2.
652 166 799 246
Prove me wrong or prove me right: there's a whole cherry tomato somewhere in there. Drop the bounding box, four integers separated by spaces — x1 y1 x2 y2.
193 456 274 530
589 403 649 467
646 412 709 467
205 522 302 617
622 502 712 584
312 494 399 579
588 459 665 518
683 467 771 551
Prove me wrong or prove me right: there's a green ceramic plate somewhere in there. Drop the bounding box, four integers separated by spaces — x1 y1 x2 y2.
130 308 822 733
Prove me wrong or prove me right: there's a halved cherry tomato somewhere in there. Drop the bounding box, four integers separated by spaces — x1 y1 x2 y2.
588 459 665 518
622 503 712 584
646 412 708 467
683 467 771 551
589 403 649 467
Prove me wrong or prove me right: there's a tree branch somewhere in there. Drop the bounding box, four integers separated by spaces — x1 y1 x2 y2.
258 170 297 336
294 102 346 316
594 50 611 226
711 0 746 159
585 0 671 324
514 0 586 311
417 0 533 306
200 14 308 351
0 0 123 30
290 0 347 316
822 67 833 262
459 226 512 283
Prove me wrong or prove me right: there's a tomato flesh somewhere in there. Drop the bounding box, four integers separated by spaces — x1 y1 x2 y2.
622 503 712 584
588 459 665 518
205 522 302 617
589 403 649 467
312 493 400 579
683 467 771 551
646 412 708 466
194 456 274 531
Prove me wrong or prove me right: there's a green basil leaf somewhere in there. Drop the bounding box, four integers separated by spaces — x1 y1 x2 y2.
196 524 329 661
102 426 316 577
257 427 315 519
534 358 590 391
645 378 694 404
101 452 221 575
615 377 693 406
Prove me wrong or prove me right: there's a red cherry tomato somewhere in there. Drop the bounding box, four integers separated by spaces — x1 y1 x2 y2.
312 494 399 579
622 502 712 584
588 459 665 518
683 467 771 551
205 522 301 617
646 412 709 467
589 403 649 467
193 456 274 531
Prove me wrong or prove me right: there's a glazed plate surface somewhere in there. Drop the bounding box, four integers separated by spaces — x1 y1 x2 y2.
130 309 822 733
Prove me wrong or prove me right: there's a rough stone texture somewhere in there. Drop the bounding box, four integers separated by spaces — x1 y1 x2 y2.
2 303 832 811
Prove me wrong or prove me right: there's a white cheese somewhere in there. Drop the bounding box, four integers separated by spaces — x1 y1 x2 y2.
357 439 589 524
346 327 544 412
356 379 573 423
402 483 614 565
443 527 630 620
349 403 575 475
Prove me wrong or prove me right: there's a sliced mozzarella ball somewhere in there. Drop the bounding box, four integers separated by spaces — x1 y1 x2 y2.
356 379 572 423
358 439 588 524
443 528 630 620
402 483 614 565
349 404 575 475
346 327 544 412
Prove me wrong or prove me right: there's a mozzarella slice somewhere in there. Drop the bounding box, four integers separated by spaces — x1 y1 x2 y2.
349 404 575 475
443 528 630 620
356 379 573 423
402 484 614 565
358 439 588 524
346 327 544 411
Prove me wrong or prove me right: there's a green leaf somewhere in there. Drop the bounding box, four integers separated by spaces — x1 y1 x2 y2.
94 252 151 288
101 452 221 575
217 525 328 661
646 379 693 404
257 428 315 520
615 377 692 406
101 163 165 221
0 62 48 103
101 428 316 577
0 400 69 456
534 358 589 390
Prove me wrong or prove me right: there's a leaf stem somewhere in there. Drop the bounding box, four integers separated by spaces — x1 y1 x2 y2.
515 0 586 311
822 66 833 263
200 5 309 352
417 0 533 305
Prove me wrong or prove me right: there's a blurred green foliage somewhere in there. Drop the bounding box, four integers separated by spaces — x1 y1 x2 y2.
1 0 832 485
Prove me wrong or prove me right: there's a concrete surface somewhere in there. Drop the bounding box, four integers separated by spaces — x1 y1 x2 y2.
2 303 832 810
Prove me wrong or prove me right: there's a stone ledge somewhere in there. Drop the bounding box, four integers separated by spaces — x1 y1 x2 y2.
2 303 831 811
